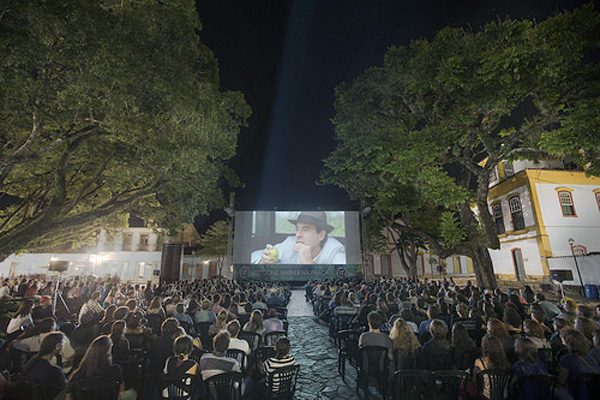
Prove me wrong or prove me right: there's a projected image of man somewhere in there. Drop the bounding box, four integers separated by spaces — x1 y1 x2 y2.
252 212 346 265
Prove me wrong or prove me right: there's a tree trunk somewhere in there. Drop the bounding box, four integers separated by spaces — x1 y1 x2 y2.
471 245 498 289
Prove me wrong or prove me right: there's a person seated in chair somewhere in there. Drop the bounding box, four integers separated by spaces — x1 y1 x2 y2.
163 334 201 400
358 311 393 360
227 320 250 355
32 296 54 322
13 317 75 370
200 332 241 381
22 332 67 400
262 337 295 394
420 319 452 371
263 309 284 334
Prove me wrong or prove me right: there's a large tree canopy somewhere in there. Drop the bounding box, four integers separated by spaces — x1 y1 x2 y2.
323 4 600 288
0 0 250 259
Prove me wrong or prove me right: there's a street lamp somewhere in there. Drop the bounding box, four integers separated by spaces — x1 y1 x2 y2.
568 238 584 295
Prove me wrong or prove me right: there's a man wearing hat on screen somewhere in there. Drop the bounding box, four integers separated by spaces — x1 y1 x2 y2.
252 211 346 265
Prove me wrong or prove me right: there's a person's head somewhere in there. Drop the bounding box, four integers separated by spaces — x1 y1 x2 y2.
577 305 593 319
14 299 34 317
39 296 52 307
553 317 573 333
564 298 577 313
503 306 522 329
427 305 440 320
367 311 383 330
150 297 162 310
38 332 64 358
110 319 126 340
561 328 591 356
91 292 101 302
267 309 278 319
161 318 181 338
213 331 230 354
487 317 509 338
289 212 333 251
574 317 595 344
451 323 475 350
530 304 546 323
227 320 241 338
390 318 420 355
126 310 145 329
456 303 469 318
173 334 194 360
176 303 185 314
481 335 510 371
515 337 539 365
429 319 447 340
113 306 129 321
201 299 211 311
250 310 263 330
523 318 544 339
71 335 113 378
275 337 291 359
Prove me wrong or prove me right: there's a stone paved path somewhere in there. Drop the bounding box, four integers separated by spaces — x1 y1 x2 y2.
286 290 382 399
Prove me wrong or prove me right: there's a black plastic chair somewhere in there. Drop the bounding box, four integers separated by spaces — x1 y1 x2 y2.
264 331 287 347
72 379 121 400
432 370 468 400
570 373 600 400
475 370 512 400
513 374 556 400
160 373 198 400
195 322 213 351
238 331 262 352
356 346 389 400
254 346 277 363
333 314 355 347
393 348 417 371
179 321 196 337
226 348 248 371
266 364 300 399
126 333 149 351
203 371 243 400
189 347 208 364
337 329 361 381
118 349 148 391
146 313 164 335
537 348 556 375
393 369 432 400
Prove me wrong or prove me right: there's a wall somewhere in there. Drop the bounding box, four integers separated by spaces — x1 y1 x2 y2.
547 254 600 286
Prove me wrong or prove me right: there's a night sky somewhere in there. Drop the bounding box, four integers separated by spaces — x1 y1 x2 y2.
194 0 590 220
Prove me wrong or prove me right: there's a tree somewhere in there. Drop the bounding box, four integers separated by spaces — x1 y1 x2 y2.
196 220 231 276
0 0 251 260
323 4 600 288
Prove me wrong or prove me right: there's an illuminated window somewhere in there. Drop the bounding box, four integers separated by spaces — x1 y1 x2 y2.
492 203 505 234
558 191 575 216
509 196 525 231
489 168 498 184
503 161 514 177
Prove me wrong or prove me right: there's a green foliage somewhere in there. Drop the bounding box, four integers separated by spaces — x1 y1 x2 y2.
196 220 230 257
0 0 250 257
323 4 600 287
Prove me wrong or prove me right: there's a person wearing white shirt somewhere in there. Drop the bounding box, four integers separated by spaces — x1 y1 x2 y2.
227 320 250 355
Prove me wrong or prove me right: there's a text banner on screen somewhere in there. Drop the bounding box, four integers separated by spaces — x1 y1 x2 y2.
234 264 362 282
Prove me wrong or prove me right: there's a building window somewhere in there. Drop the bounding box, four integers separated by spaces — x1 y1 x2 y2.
596 192 600 211
558 191 575 216
492 203 505 234
122 233 133 251
509 196 525 231
503 161 514 177
139 234 149 251
380 254 391 276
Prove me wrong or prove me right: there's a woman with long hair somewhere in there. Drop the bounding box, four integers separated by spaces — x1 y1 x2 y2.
242 310 265 336
389 318 420 369
100 304 117 335
451 323 478 370
556 328 599 399
147 297 166 319
512 337 548 378
110 320 130 363
65 335 130 400
209 310 229 336
473 335 511 400
7 299 35 337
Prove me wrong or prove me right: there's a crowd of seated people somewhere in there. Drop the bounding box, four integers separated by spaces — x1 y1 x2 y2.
307 277 600 400
0 277 295 400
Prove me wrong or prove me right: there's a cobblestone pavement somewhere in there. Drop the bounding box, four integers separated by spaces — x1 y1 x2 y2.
287 290 382 399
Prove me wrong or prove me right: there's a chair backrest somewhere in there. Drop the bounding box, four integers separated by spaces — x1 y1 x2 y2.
225 349 247 371
476 370 512 400
73 379 121 400
254 346 277 363
393 369 432 400
570 373 600 400
238 331 262 352
335 314 354 333
264 331 287 347
179 321 195 337
146 314 164 335
189 347 207 364
203 371 243 400
339 329 361 365
118 349 148 386
125 333 149 351
160 372 198 400
432 370 468 400
514 374 556 400
195 322 213 351
394 348 417 371
358 346 389 375
267 364 300 399
537 348 556 375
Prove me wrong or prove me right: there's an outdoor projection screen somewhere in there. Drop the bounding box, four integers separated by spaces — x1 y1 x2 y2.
233 211 361 281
